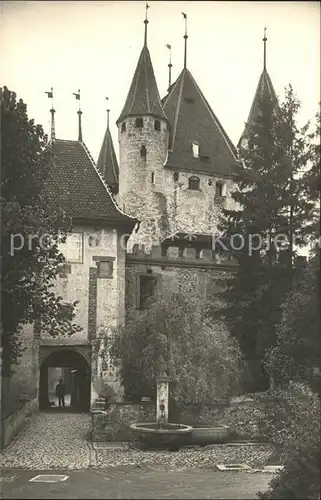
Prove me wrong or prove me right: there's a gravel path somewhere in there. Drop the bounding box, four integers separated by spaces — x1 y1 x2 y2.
0 413 91 469
94 443 275 470
0 412 275 473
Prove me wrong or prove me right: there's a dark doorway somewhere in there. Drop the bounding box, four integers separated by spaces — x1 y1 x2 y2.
39 349 91 412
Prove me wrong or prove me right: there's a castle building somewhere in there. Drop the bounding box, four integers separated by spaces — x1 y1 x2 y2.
8 16 278 414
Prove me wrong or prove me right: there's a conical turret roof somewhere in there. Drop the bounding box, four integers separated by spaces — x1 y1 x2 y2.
97 125 119 193
238 67 279 147
162 68 238 176
117 45 167 125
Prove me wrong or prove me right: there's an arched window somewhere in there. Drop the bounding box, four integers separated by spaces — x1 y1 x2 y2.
154 120 161 131
151 172 155 184
121 122 126 132
173 172 179 182
135 117 143 128
188 176 200 190
140 145 147 159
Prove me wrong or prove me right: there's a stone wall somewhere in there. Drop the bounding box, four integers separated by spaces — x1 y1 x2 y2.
1 396 38 449
92 402 155 442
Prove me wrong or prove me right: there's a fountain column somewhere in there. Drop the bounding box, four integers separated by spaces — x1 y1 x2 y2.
156 375 170 423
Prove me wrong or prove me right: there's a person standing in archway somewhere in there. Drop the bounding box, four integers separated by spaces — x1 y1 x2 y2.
55 378 66 408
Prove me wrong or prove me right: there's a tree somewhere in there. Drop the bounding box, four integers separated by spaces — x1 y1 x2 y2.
109 292 244 405
216 86 317 390
1 87 81 377
264 255 320 389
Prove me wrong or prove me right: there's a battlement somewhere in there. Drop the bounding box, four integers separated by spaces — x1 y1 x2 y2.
126 244 238 270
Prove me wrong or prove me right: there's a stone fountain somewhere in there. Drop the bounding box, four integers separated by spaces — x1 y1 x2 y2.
130 375 192 451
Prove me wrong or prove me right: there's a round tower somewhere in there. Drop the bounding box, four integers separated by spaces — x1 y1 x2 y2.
116 21 170 247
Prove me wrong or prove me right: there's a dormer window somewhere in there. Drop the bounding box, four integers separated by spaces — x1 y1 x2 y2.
154 120 161 131
215 181 226 197
121 122 126 132
192 142 199 158
140 145 147 159
135 117 143 128
188 176 200 190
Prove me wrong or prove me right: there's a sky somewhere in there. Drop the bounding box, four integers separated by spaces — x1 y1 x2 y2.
1 1 320 162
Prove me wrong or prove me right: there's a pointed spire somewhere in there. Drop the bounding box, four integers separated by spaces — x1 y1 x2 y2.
45 87 56 141
182 12 188 69
97 104 119 194
144 1 149 46
106 97 110 128
166 44 173 91
73 89 82 142
263 26 267 71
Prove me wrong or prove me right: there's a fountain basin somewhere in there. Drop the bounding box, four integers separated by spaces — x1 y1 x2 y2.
188 424 230 446
130 422 193 451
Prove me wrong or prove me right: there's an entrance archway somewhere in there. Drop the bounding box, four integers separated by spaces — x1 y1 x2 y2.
39 349 91 412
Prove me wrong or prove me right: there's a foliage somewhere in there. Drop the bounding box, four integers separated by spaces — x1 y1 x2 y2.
257 383 320 499
264 256 320 388
1 86 81 376
216 86 318 389
109 292 244 404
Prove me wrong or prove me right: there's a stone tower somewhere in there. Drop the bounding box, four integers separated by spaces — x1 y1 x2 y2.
116 17 170 249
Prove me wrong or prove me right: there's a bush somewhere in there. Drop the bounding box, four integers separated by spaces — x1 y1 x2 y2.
257 383 320 499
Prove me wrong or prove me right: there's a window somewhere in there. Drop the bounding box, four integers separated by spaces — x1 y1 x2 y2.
135 117 143 128
173 172 179 182
121 122 126 132
192 142 199 158
215 182 225 198
61 303 73 321
188 176 200 190
154 120 161 131
208 179 213 186
58 232 83 263
151 172 155 184
140 145 147 159
138 275 158 309
97 259 114 278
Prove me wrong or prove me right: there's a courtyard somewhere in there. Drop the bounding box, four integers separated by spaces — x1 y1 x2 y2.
0 413 276 499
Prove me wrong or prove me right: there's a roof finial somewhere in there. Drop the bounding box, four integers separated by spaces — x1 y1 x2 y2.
73 89 82 142
105 97 110 129
263 26 267 71
166 44 172 91
182 12 188 69
144 1 149 46
45 87 56 141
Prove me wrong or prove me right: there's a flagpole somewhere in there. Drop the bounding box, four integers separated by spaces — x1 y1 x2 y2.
182 12 188 69
166 45 172 90
144 1 149 46
45 87 56 141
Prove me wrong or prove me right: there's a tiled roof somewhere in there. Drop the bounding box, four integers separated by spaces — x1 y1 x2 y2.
162 69 238 177
45 140 138 228
238 68 279 146
117 45 167 125
97 126 119 192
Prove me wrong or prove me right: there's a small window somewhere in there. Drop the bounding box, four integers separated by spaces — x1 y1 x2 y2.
188 176 200 190
61 303 73 321
138 275 158 309
135 117 143 128
192 142 199 158
154 120 161 131
97 260 113 278
173 172 179 182
140 145 147 159
215 182 224 198
151 172 155 184
208 179 212 186
121 122 126 132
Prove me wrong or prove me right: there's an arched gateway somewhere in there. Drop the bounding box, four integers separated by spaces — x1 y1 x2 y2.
39 348 91 412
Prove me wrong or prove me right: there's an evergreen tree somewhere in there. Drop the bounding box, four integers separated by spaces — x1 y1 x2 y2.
1 87 80 377
216 86 317 390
